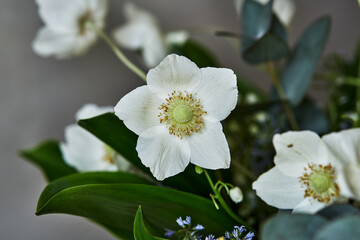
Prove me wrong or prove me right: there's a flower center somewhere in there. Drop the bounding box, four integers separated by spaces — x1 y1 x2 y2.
78 11 92 35
103 145 116 165
299 163 340 204
158 90 207 139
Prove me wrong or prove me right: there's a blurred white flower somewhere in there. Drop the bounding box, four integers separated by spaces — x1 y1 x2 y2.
113 2 189 68
229 187 243 203
115 54 238 180
235 0 295 27
61 104 130 172
32 0 108 59
253 131 357 214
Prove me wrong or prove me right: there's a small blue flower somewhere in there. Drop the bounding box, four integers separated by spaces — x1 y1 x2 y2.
225 231 231 239
244 232 255 240
194 224 205 231
234 226 246 234
205 234 215 240
164 228 175 238
176 217 185 228
184 216 191 225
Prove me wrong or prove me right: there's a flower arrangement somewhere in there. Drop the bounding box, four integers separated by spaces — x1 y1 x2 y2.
21 0 360 239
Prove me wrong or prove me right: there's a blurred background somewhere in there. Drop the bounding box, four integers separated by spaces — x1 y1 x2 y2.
0 0 359 239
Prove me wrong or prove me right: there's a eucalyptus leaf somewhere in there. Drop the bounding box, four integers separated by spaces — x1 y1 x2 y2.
134 206 166 240
36 182 237 239
280 16 331 106
317 204 360 220
261 214 328 240
313 215 360 240
20 140 77 181
241 1 290 64
78 113 211 196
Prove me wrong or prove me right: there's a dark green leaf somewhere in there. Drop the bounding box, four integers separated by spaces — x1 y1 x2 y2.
261 214 328 240
20 140 77 181
134 206 166 240
78 113 211 196
241 1 290 64
170 40 218 67
280 16 331 106
294 98 329 134
36 182 237 239
313 215 360 240
317 204 360 220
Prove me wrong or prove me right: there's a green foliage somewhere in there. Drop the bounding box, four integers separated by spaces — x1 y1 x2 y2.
134 206 166 240
241 0 290 64
36 179 237 239
20 140 77 181
78 113 211 196
280 16 331 106
313 215 360 240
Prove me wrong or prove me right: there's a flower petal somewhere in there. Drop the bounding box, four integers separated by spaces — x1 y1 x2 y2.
187 121 230 169
32 27 78 58
273 131 328 177
339 162 360 200
36 0 87 32
273 0 295 27
322 128 360 165
60 124 117 172
114 86 162 136
136 127 191 180
147 54 201 98
75 103 113 120
87 0 108 27
252 167 305 209
194 67 238 122
292 198 326 214
113 21 151 50
142 31 167 68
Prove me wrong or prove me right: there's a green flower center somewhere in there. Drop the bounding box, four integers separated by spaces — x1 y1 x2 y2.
158 90 207 139
311 173 331 193
299 163 340 204
173 105 193 123
103 145 116 165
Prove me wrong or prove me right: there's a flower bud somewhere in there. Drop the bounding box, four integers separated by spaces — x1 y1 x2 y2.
229 187 243 204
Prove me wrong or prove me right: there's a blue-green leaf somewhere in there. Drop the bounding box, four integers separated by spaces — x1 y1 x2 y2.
20 140 77 181
313 215 360 240
280 16 331 106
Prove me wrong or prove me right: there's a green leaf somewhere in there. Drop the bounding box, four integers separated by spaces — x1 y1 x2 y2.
170 40 219 67
36 182 237 239
280 16 331 106
318 204 360 220
241 1 290 64
294 98 329 134
261 214 328 240
134 206 166 240
20 140 77 181
78 113 211 196
313 215 360 240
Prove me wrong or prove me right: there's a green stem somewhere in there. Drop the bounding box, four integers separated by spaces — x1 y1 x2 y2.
266 62 299 130
203 170 255 233
86 22 147 81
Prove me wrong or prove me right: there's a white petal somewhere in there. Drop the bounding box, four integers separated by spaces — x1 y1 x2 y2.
322 128 360 165
165 30 189 46
87 0 108 27
147 54 201 99
36 0 87 32
187 121 231 169
142 31 167 68
339 163 360 200
273 131 328 177
60 124 117 172
75 103 113 120
32 27 78 58
136 127 191 180
114 86 162 136
194 67 238 122
252 167 305 209
114 154 131 172
292 198 326 214
273 0 295 27
113 21 151 50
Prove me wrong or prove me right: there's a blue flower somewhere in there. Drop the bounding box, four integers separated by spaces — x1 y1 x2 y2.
244 232 255 240
164 228 175 238
205 234 216 240
194 224 205 231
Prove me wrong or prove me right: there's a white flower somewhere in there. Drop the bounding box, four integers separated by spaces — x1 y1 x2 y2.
115 54 238 180
32 0 108 59
252 130 358 214
234 0 295 27
229 187 243 203
60 104 130 172
113 2 189 68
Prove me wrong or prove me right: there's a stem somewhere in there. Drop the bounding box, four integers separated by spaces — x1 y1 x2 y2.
86 21 147 81
203 170 255 233
266 62 299 130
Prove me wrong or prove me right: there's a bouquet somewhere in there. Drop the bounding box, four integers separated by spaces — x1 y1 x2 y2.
21 0 360 239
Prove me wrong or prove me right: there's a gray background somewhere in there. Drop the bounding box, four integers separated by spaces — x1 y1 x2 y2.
0 0 359 239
